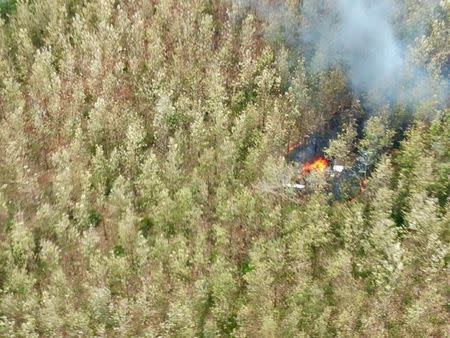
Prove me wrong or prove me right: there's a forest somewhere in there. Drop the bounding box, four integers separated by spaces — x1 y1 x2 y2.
0 0 448 337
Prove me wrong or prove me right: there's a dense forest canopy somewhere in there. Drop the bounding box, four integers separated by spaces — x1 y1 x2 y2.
0 0 449 337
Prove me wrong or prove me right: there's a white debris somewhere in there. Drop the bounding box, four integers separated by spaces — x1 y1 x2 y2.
283 183 306 190
333 165 345 173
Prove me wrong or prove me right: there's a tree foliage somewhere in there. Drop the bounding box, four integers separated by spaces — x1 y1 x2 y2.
0 0 448 336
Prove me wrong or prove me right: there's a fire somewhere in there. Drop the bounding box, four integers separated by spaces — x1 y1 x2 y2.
288 143 301 153
302 157 329 174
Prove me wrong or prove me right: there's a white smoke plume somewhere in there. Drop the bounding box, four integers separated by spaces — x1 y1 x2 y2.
236 0 449 107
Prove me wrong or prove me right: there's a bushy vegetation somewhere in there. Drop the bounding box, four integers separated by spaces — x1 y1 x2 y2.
0 0 448 336
0 1 16 19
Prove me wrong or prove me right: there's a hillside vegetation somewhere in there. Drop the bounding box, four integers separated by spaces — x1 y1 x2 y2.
0 0 449 337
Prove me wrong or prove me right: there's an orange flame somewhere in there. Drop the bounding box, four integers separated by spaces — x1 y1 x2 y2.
288 143 301 153
302 157 329 174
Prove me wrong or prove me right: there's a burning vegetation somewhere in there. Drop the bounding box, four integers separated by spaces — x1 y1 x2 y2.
0 1 448 337
302 156 329 174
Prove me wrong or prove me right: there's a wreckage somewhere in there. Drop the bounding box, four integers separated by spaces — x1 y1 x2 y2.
284 130 366 199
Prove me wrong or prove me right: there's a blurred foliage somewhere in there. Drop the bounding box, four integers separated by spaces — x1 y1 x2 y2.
0 1 16 19
0 0 448 336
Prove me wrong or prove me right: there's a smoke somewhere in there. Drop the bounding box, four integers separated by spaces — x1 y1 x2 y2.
302 0 448 106
304 0 403 94
236 0 449 107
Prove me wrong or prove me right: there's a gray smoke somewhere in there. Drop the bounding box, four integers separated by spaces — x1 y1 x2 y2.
237 0 449 107
302 0 447 105
305 0 402 93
